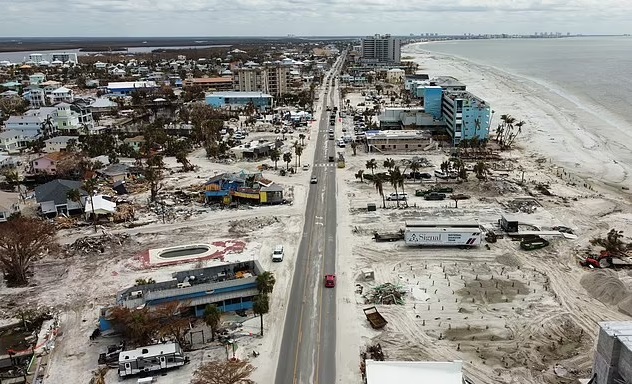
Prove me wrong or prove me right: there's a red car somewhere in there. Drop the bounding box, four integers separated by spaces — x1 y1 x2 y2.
324 274 336 288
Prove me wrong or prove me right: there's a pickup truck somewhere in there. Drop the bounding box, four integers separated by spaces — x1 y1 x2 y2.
415 187 454 196
363 306 387 329
424 192 446 201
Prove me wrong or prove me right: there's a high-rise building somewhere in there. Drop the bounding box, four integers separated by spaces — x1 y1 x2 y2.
361 34 401 63
236 65 291 97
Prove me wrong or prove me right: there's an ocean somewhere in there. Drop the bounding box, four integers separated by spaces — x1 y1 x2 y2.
405 36 632 129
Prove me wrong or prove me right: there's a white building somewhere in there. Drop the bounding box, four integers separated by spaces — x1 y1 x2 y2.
0 130 28 152
45 136 78 153
29 73 46 85
54 103 81 133
50 86 74 103
4 115 46 137
365 360 465 384
361 34 401 63
94 61 108 69
23 87 46 107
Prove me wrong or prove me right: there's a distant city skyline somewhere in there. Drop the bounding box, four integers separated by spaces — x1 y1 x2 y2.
1 0 631 37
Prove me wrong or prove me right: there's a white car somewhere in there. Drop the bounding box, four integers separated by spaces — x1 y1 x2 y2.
303 164 310 170
272 245 284 262
434 170 448 179
386 193 408 201
337 140 346 148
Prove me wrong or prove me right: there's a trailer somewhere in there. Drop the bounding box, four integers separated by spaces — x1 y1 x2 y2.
118 342 188 378
363 306 387 329
404 222 482 247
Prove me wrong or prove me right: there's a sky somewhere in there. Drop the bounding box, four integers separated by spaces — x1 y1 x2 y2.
1 0 632 37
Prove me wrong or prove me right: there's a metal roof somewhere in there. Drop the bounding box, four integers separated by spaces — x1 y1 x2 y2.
207 91 273 98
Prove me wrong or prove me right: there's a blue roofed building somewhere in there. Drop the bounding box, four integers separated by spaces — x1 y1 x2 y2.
204 171 284 204
205 91 273 111
103 260 264 325
106 81 159 96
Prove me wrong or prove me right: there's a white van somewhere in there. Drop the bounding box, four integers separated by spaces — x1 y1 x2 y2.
272 245 284 262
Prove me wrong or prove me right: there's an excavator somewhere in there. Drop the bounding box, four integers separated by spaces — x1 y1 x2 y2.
580 250 613 268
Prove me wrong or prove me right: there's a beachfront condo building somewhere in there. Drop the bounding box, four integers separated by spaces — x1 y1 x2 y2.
442 91 491 145
361 34 401 63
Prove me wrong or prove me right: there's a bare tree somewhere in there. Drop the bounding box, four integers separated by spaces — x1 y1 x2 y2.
191 359 255 384
0 217 57 286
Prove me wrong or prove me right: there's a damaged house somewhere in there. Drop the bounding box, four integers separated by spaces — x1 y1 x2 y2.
204 171 284 204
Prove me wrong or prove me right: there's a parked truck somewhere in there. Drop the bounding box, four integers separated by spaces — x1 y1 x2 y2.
404 222 482 247
363 306 387 329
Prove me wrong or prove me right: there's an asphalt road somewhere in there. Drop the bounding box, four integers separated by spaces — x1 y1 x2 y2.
275 54 344 384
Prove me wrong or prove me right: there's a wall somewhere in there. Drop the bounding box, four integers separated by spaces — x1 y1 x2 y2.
422 86 443 120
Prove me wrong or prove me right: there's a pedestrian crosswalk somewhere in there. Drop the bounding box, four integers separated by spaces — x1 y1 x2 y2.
313 163 337 168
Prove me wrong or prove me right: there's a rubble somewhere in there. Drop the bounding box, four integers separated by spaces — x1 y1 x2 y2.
505 198 541 214
228 216 280 234
364 283 407 305
65 233 132 254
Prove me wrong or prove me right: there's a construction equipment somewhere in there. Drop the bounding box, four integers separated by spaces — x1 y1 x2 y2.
363 307 387 329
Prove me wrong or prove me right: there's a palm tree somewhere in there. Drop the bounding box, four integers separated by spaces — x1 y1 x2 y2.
409 160 420 182
3 170 22 198
66 188 84 209
472 161 490 180
253 294 270 336
365 159 377 176
373 176 386 208
350 141 357 156
203 304 222 342
383 158 395 171
299 133 306 146
294 143 304 168
256 271 276 295
83 177 99 232
270 149 280 170
388 167 402 208
283 152 292 170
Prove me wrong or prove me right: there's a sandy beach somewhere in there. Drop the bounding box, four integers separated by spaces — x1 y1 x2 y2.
403 43 632 192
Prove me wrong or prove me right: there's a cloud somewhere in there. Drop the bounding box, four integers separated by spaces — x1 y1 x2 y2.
0 0 630 36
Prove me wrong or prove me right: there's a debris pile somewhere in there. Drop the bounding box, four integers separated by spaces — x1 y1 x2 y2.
65 233 132 255
228 216 280 234
364 283 407 305
55 216 79 230
360 343 385 381
505 198 540 214
113 204 136 222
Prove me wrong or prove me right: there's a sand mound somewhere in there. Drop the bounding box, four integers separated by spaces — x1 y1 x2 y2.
580 270 629 305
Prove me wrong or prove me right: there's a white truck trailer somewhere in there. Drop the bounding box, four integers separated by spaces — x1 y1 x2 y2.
404 222 482 247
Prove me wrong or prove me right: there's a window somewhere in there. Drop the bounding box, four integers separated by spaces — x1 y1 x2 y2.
405 144 408 149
